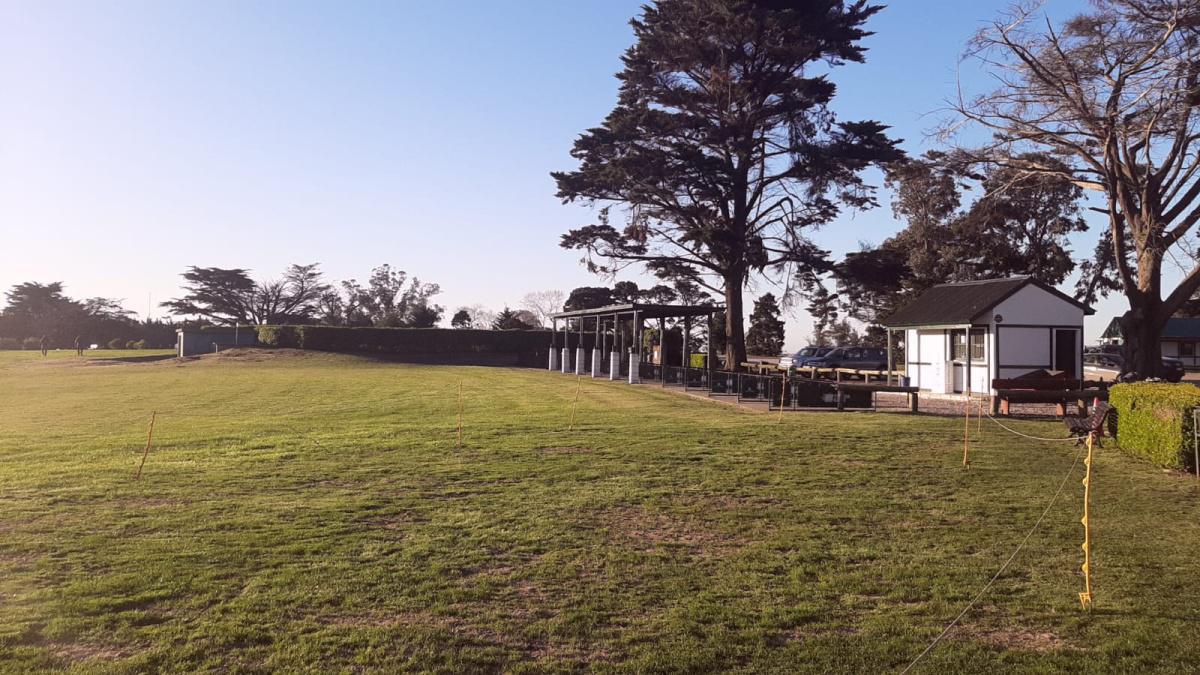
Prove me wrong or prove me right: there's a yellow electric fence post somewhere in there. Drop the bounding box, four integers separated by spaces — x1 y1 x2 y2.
456 379 463 449
134 411 157 480
963 397 971 468
568 375 582 431
1079 431 1095 609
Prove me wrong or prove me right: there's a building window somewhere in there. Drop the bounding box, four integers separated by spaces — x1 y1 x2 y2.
1182 342 1195 357
971 332 985 360
950 330 986 362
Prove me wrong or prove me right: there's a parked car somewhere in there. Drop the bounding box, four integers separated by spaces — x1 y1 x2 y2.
1083 352 1185 382
778 346 832 370
804 346 888 371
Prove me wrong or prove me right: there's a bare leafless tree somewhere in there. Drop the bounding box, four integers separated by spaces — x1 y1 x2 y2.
947 0 1200 377
519 290 565 328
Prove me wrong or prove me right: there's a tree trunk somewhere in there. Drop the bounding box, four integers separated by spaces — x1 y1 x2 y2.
723 273 747 371
1119 304 1164 379
1119 248 1169 380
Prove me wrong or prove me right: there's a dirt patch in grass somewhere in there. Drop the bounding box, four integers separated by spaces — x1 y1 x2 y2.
50 641 130 662
589 505 743 557
962 624 1076 652
361 512 423 531
318 610 616 664
536 446 593 455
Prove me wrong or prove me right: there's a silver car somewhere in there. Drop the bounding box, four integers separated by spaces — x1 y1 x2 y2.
778 346 832 370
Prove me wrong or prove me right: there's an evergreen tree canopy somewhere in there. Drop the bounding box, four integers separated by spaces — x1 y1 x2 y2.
554 0 901 370
745 292 786 355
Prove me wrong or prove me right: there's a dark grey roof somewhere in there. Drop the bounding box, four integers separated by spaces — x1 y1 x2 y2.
1079 316 1200 341
1162 318 1200 339
883 277 1093 327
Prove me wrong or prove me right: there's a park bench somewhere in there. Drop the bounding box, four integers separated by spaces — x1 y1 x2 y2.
1064 402 1111 446
835 382 920 412
991 377 1108 417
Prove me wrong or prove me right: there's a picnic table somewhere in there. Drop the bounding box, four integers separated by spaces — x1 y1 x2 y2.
991 377 1109 416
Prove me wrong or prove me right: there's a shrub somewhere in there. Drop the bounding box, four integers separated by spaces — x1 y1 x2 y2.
0 337 20 350
257 325 299 348
1109 382 1200 470
22 337 41 351
125 339 147 350
108 338 126 350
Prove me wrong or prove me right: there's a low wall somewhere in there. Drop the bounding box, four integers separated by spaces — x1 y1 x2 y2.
256 325 589 367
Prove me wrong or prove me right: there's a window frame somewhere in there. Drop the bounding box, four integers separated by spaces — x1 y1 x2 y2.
950 329 986 363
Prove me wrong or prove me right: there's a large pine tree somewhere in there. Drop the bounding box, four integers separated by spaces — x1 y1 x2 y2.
746 292 786 356
553 0 900 370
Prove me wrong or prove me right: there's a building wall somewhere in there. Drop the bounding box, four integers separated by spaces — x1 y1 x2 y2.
177 329 259 357
991 285 1086 325
989 287 1084 380
1161 339 1200 369
899 285 1085 394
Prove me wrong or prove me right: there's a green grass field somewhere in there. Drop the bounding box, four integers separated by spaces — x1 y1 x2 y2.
2 349 1199 673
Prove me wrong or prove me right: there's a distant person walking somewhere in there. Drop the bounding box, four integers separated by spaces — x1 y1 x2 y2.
39 335 48 357
74 336 84 357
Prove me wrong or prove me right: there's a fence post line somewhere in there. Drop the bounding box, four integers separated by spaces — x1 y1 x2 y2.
134 411 157 480
457 379 463 449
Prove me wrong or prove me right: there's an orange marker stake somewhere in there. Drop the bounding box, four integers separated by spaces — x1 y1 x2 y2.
568 375 582 431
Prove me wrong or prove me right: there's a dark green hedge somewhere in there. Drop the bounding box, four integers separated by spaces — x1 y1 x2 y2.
1109 382 1200 470
256 325 591 355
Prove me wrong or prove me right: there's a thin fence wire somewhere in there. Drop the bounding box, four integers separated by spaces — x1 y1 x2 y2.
900 442 1086 673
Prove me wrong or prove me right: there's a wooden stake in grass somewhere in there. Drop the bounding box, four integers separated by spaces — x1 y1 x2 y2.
568 375 582 431
134 411 157 480
456 379 464 449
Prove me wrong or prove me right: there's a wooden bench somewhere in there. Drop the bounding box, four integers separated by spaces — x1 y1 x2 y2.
740 361 778 375
836 382 920 412
991 378 1108 416
1065 402 1111 446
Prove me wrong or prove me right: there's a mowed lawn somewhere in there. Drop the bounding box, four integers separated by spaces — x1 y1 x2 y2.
2 350 1199 673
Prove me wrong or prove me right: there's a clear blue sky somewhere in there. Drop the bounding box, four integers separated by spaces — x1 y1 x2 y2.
0 0 1123 345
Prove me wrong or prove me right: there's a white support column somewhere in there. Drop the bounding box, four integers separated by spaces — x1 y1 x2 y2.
609 351 621 380
628 352 640 384
591 348 602 377
560 347 570 373
549 348 558 371
575 347 585 375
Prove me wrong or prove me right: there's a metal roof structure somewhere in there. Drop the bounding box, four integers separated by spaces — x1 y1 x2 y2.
882 276 1093 328
1104 316 1200 340
550 302 723 320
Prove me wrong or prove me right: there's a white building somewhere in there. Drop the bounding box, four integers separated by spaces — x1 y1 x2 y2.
883 277 1093 395
176 326 259 357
